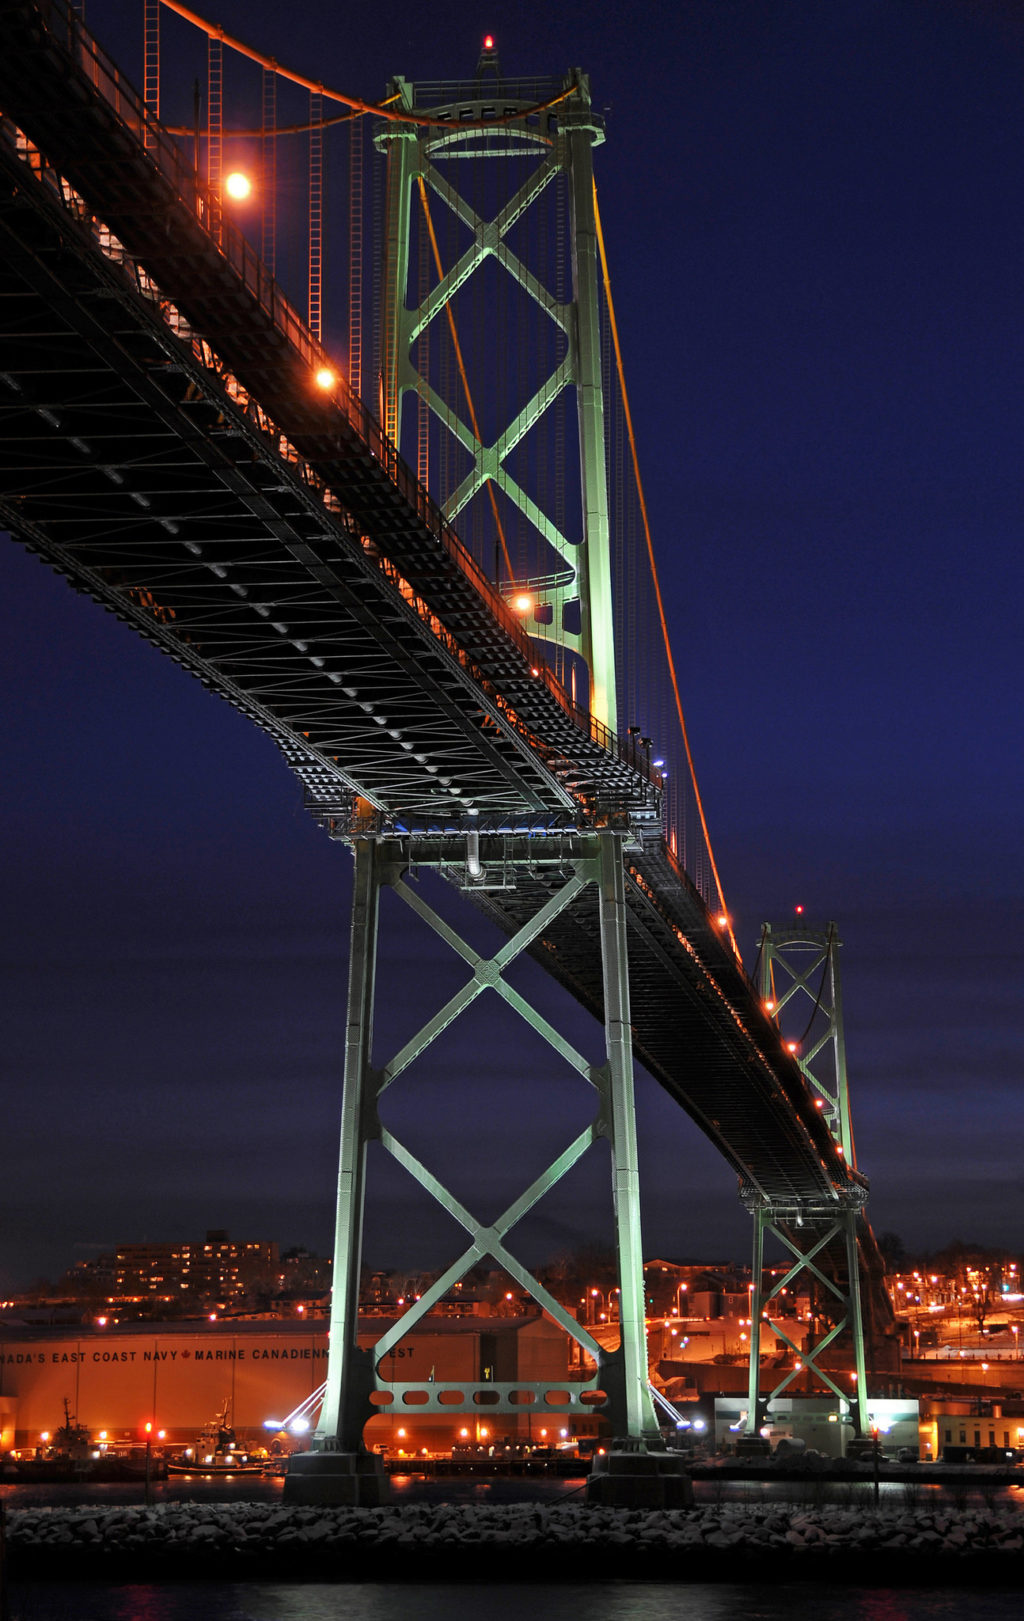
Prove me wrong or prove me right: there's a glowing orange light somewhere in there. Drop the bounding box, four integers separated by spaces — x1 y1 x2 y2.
815 1098 824 1108
530 666 540 676
787 1041 798 1053
315 367 337 391
513 592 533 614
224 171 251 200
764 1000 775 1013
716 914 728 927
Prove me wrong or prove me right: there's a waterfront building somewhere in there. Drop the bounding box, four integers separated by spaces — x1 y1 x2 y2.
0 1314 580 1456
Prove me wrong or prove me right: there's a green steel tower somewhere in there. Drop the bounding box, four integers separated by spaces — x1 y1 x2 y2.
375 45 617 732
743 923 869 1443
284 50 690 1509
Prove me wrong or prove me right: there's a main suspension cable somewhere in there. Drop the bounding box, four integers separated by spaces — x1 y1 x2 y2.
592 180 737 959
157 0 574 130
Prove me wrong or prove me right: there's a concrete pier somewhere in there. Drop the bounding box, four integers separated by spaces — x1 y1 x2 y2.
282 1450 390 1506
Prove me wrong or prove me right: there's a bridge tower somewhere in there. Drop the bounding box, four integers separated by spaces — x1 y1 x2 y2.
286 52 689 1507
374 44 617 732
742 923 870 1443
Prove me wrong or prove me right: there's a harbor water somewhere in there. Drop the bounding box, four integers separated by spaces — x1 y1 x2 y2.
7 1582 1024 1621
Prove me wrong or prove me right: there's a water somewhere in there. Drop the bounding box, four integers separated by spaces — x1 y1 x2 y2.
6 1584 1024 1621
5 1472 1024 1511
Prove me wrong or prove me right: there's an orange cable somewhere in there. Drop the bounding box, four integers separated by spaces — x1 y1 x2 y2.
592 181 738 959
417 176 513 584
158 0 573 130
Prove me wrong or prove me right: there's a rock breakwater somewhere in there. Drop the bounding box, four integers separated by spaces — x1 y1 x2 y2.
5 1500 1024 1584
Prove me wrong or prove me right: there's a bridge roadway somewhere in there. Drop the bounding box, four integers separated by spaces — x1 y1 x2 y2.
0 0 888 1308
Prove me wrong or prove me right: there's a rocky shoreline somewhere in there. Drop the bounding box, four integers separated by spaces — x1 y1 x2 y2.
4 1500 1024 1584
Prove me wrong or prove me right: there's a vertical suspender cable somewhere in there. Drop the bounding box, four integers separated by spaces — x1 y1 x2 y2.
592 181 737 956
143 0 159 148
261 66 277 277
417 177 513 584
416 190 430 491
207 31 222 242
348 113 364 402
309 89 323 344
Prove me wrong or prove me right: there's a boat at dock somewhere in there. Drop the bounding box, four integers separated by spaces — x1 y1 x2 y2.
166 1401 265 1475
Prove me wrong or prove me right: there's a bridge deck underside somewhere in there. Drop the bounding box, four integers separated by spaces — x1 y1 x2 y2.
0 124 650 826
0 3 655 827
460 839 850 1203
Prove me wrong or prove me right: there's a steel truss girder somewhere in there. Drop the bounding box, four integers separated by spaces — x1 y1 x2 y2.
0 97 656 825
744 1195 869 1437
316 832 659 1450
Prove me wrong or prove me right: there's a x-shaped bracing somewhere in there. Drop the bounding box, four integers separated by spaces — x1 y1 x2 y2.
370 865 607 1369
758 1216 859 1408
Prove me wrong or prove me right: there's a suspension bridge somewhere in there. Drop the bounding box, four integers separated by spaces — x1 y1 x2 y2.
0 0 895 1503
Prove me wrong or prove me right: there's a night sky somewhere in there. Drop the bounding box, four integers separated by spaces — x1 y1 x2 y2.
2 0 1022 1294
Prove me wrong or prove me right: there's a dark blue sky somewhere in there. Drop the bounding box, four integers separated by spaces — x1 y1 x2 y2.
2 0 1022 1291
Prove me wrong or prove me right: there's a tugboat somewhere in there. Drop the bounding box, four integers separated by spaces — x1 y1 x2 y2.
167 1400 264 1474
1 1398 161 1481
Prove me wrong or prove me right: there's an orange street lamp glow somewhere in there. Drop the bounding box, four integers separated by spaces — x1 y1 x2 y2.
315 366 337 391
224 171 252 200
512 592 533 614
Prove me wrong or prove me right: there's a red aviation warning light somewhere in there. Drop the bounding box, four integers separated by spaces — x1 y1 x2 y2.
483 34 495 50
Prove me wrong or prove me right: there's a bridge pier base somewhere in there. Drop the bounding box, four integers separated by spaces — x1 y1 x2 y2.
586 1443 693 1508
283 1450 389 1507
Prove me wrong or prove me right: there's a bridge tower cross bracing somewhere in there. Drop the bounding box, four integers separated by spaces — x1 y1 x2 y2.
374 52 618 734
742 923 869 1441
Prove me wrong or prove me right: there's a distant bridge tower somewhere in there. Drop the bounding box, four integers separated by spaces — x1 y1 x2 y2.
743 923 869 1441
374 43 617 732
